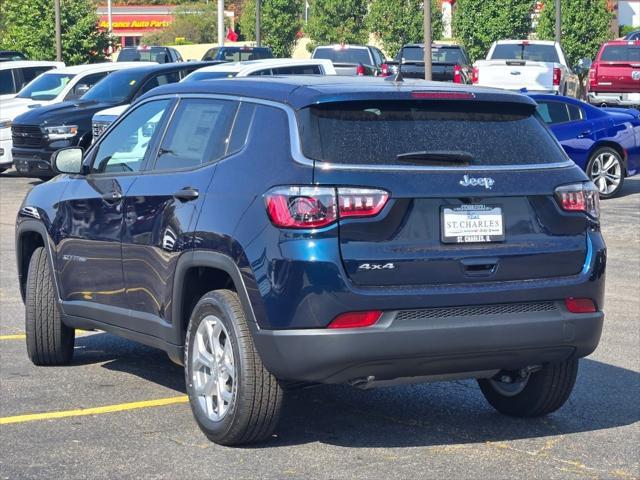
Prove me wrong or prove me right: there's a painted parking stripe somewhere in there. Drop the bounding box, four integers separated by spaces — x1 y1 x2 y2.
0 396 189 425
0 334 26 340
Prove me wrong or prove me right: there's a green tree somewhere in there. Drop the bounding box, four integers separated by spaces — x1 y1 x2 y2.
0 0 112 64
452 0 535 62
142 3 220 45
239 0 303 57
537 0 612 67
367 0 443 59
305 0 368 51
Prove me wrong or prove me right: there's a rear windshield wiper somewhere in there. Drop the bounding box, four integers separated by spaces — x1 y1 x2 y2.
396 150 474 166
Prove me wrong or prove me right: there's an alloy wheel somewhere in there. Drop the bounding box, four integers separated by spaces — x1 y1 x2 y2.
191 315 236 422
590 152 622 196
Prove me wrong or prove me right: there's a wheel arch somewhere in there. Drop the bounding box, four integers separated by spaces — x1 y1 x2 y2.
172 251 260 354
16 220 53 302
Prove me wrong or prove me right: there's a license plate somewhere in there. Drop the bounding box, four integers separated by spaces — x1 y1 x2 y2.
441 205 505 244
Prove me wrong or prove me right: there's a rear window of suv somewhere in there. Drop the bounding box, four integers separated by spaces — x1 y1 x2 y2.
600 45 640 62
314 47 371 65
297 100 567 166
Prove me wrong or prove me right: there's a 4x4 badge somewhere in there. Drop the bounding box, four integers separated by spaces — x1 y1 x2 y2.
459 174 495 190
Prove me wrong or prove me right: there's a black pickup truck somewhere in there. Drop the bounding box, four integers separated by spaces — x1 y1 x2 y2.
389 44 473 83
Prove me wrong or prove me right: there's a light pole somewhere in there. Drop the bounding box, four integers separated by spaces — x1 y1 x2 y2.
107 0 113 34
218 0 224 47
256 0 261 47
423 0 432 80
54 0 62 61
555 0 561 43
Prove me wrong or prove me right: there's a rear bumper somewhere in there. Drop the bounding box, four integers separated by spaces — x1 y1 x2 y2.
0 137 12 168
588 91 640 107
254 304 604 384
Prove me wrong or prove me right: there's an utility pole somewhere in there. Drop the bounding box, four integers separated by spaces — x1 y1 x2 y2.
555 0 561 43
107 0 113 34
256 0 261 47
217 0 224 47
54 0 62 62
423 0 432 80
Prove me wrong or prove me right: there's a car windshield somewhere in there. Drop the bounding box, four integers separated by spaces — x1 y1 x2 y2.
601 45 640 62
183 71 238 81
16 73 75 100
314 48 371 65
119 48 169 63
81 69 147 103
491 44 560 63
401 46 464 63
297 100 565 166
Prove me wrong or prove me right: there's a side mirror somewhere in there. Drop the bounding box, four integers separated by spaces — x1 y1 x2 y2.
52 147 84 175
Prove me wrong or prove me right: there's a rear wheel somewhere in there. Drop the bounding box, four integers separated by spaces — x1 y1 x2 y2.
587 147 625 198
478 359 578 417
185 289 283 446
25 247 75 365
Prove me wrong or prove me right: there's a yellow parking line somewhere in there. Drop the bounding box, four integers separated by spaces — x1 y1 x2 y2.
0 395 189 425
0 334 26 340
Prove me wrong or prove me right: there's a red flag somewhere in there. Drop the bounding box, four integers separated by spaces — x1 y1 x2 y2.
226 27 238 42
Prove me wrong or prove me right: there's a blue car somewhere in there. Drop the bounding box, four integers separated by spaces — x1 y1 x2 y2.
530 94 640 198
17 77 605 445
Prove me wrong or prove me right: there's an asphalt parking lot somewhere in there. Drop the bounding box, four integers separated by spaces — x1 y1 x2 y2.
0 172 638 480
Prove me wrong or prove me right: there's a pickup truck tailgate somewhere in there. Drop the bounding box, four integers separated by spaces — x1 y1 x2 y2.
477 60 554 91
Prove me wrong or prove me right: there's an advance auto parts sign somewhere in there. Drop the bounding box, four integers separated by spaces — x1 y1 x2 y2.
99 15 172 30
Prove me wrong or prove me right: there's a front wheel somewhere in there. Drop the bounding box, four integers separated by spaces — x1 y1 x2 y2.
184 289 283 446
478 359 578 417
587 147 625 198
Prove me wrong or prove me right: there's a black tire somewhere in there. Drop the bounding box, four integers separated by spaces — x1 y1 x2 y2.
184 289 283 446
25 247 75 365
478 359 579 417
586 147 625 199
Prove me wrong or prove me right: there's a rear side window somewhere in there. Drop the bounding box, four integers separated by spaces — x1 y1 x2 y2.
601 45 640 61
491 44 560 63
0 69 17 94
140 71 181 95
314 48 371 65
537 101 583 124
152 98 238 171
271 65 322 75
297 100 567 166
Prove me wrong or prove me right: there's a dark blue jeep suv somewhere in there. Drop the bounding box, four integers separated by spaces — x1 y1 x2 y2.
16 76 606 446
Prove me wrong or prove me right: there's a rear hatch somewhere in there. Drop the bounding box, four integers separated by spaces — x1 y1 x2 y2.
313 47 372 76
477 59 554 90
297 95 589 287
593 44 640 93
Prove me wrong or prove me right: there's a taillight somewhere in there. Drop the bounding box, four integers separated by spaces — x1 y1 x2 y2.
471 66 479 84
565 298 597 313
328 310 382 329
264 187 389 229
588 66 597 90
380 63 390 77
356 64 365 76
554 183 600 219
453 64 462 84
553 67 561 86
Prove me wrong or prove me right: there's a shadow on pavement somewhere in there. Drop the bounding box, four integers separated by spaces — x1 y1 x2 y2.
74 332 640 448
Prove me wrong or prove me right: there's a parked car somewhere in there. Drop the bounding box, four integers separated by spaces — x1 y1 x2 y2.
623 30 640 41
473 40 580 97
17 76 605 446
0 50 28 62
0 62 149 173
587 40 640 107
92 59 337 141
531 93 640 198
117 45 183 63
11 62 211 178
201 46 273 62
387 43 472 82
0 60 64 101
312 44 388 76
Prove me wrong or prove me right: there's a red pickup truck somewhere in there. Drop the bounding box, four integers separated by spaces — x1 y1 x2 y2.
588 40 640 107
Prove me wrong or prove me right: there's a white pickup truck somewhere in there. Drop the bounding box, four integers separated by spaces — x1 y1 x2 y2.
473 40 580 97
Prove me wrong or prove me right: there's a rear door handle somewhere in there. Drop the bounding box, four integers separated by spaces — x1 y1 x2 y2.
174 187 199 202
101 191 122 202
461 258 498 277
578 130 592 138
